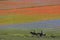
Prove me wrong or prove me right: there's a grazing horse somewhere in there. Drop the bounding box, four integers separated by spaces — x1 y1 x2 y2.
38 30 46 37
38 33 46 37
30 32 38 37
30 30 46 37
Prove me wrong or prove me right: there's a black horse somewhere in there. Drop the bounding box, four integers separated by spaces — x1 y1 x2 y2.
38 31 46 37
30 30 46 37
30 32 39 37
37 33 46 37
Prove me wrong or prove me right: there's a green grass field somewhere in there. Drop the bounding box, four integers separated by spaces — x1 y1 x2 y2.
0 28 60 40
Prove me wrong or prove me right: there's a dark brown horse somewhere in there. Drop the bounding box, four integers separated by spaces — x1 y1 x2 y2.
30 32 39 37
37 33 46 37
38 30 46 37
30 30 46 37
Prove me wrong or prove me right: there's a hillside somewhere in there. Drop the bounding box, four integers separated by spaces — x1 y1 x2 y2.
0 5 60 25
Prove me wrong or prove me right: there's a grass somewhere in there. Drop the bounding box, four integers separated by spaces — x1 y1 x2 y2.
0 28 60 40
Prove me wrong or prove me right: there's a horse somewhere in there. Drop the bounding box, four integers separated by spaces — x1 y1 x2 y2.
37 30 46 37
30 32 39 37
30 30 46 37
40 33 46 37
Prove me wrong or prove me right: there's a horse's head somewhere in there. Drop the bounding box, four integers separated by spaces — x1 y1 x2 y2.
30 32 32 33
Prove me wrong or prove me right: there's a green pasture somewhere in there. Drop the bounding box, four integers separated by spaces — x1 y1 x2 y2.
0 28 60 40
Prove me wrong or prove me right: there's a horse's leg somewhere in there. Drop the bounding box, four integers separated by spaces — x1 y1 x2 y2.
40 33 43 37
32 36 34 37
31 34 34 37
